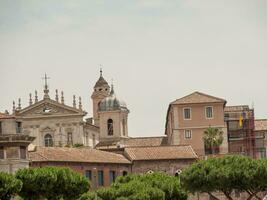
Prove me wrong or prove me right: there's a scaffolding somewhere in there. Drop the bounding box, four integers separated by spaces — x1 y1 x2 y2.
224 105 256 158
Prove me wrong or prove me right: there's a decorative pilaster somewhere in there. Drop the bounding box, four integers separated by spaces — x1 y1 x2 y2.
79 97 82 110
29 93 33 106
18 98 21 110
61 91 64 104
35 90 38 103
73 95 76 108
12 101 16 113
55 89 59 102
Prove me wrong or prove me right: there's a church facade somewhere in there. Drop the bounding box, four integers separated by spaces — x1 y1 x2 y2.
11 73 110 148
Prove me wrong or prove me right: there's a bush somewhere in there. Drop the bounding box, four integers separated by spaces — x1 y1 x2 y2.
0 172 22 200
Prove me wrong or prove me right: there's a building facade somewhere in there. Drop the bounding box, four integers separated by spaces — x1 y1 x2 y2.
224 105 256 157
29 145 197 189
165 92 228 157
0 112 35 173
254 119 267 158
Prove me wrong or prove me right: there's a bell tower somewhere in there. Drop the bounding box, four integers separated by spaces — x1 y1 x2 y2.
91 69 110 126
98 85 129 141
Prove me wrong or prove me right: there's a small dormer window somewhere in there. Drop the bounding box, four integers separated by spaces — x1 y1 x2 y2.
107 119 113 136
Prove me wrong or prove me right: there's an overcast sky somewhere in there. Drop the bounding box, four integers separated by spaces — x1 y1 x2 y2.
0 0 266 137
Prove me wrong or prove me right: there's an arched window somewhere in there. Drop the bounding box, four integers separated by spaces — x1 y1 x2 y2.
44 134 53 147
122 118 126 136
107 119 113 136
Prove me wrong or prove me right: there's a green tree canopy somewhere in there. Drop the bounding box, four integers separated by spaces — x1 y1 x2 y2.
181 155 267 200
203 127 223 154
16 166 90 200
94 172 187 200
0 172 22 200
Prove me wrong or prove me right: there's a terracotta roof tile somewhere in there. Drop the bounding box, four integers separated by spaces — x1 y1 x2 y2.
0 112 14 119
255 119 267 131
95 136 168 149
124 137 168 147
171 92 226 105
124 145 197 161
29 147 131 164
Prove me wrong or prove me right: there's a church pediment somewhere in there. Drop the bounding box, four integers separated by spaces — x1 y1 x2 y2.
16 99 86 118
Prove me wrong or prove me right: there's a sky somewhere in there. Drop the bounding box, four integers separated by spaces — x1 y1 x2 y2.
0 0 266 137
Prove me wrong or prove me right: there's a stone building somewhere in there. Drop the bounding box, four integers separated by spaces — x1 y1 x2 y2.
0 112 35 173
165 92 228 157
29 145 197 189
254 119 267 158
123 145 197 174
12 74 101 148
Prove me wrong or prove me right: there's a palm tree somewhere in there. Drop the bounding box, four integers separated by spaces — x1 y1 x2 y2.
203 127 224 155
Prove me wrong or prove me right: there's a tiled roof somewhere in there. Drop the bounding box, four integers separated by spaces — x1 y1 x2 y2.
94 76 109 88
124 137 168 147
29 147 131 164
0 112 14 119
255 119 267 131
224 105 250 112
171 92 226 105
95 136 168 149
124 145 197 161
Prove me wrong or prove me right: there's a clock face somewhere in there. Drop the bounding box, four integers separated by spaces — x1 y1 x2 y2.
43 107 51 113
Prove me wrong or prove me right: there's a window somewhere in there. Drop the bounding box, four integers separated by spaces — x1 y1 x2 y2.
44 134 53 147
206 106 213 119
85 132 89 146
6 147 18 158
184 130 192 139
109 170 116 184
122 119 126 136
85 170 92 180
0 122 2 135
0 147 4 159
98 170 104 186
16 122 22 133
92 134 96 147
122 171 128 176
183 108 191 120
67 132 73 145
20 146 26 159
228 121 241 131
107 119 113 136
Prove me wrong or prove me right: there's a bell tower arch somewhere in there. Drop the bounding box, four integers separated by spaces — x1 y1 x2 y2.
91 69 110 126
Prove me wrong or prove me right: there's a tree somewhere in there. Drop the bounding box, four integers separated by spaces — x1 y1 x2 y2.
95 172 187 200
16 166 90 200
203 127 223 154
78 192 102 200
181 155 267 200
0 172 22 200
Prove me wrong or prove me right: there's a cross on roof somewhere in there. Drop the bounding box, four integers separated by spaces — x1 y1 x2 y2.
42 73 50 89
